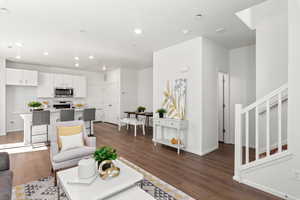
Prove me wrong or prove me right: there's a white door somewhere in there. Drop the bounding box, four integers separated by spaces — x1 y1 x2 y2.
102 82 120 124
37 73 54 97
6 68 23 85
218 72 229 143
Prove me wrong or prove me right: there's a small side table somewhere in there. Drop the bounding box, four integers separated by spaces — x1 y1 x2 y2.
152 118 188 155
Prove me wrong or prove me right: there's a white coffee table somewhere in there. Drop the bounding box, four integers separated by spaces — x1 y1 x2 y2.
57 160 155 200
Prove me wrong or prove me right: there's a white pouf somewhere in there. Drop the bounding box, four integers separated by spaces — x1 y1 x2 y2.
78 158 96 179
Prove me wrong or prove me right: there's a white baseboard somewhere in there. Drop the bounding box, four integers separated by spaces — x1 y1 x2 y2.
240 178 298 200
200 145 218 156
7 129 24 133
0 132 6 136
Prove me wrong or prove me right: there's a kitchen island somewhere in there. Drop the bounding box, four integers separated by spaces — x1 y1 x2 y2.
20 108 103 145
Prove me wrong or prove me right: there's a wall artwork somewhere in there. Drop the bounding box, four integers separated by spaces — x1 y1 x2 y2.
162 79 187 119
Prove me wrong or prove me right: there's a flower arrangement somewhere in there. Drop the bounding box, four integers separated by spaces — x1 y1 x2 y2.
137 106 146 113
156 108 167 118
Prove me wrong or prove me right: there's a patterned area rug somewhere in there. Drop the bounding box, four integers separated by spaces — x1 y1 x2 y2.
13 158 195 200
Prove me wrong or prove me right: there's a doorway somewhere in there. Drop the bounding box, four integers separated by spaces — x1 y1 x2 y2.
101 81 120 124
218 72 229 143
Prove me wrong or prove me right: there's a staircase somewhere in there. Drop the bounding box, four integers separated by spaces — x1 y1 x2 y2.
233 84 290 181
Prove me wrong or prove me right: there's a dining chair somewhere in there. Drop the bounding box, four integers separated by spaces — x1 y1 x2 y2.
127 118 146 137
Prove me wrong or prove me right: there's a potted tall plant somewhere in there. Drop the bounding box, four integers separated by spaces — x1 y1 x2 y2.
156 108 167 118
93 146 118 171
137 106 146 113
28 101 43 111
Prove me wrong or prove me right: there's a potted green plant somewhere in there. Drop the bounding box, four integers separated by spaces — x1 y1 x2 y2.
28 101 43 111
156 108 167 118
93 146 118 170
137 106 146 113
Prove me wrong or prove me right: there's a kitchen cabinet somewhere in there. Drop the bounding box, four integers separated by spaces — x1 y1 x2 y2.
73 76 87 98
54 74 74 88
6 68 38 86
64 74 74 88
37 72 54 98
95 109 104 122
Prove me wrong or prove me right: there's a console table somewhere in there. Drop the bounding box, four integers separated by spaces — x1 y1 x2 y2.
152 118 188 154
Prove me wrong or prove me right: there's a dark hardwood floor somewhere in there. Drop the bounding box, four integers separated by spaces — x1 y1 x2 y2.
3 123 280 200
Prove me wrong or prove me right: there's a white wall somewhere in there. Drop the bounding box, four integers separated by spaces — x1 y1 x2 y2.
201 38 229 154
153 37 203 155
253 0 288 98
6 62 104 132
137 68 153 112
229 45 256 144
239 1 300 199
0 58 6 136
153 37 229 155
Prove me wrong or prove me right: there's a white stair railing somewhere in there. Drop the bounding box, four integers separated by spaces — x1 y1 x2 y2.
234 84 288 180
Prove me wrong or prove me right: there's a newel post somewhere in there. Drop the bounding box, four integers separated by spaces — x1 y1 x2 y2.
233 104 242 182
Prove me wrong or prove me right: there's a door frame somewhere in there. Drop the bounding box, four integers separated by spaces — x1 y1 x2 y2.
217 72 230 144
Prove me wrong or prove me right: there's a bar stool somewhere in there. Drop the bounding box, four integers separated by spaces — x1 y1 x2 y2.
31 110 50 145
82 108 96 136
60 109 75 122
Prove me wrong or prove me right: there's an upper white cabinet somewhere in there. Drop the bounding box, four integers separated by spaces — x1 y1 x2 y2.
54 74 74 88
73 76 87 98
6 68 38 86
37 72 54 98
7 68 87 98
38 72 86 98
64 75 74 88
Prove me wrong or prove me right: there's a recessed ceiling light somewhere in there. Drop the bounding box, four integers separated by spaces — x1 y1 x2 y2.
134 28 143 35
15 55 21 59
0 8 10 14
216 28 226 33
15 42 23 47
102 65 107 71
75 63 79 67
88 55 94 60
182 29 190 35
43 52 49 56
74 56 79 60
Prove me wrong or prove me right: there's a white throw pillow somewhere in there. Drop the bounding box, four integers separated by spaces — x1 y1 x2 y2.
60 132 84 152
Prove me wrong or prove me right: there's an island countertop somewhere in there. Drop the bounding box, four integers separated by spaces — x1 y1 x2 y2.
16 107 103 115
19 107 103 145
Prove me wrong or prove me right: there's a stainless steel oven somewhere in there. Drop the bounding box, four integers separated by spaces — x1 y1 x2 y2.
54 88 74 98
53 101 73 109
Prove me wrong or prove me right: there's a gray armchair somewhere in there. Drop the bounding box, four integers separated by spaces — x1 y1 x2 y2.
0 152 12 200
50 120 96 185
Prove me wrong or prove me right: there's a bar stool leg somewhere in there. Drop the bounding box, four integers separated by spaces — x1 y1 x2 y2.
46 125 49 146
30 125 32 145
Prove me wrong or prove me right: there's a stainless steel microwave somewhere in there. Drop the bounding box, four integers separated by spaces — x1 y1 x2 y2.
54 88 74 98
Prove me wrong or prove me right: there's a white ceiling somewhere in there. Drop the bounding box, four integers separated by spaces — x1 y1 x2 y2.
0 0 264 71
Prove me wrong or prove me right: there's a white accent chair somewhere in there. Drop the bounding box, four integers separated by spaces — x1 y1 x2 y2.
50 120 96 185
